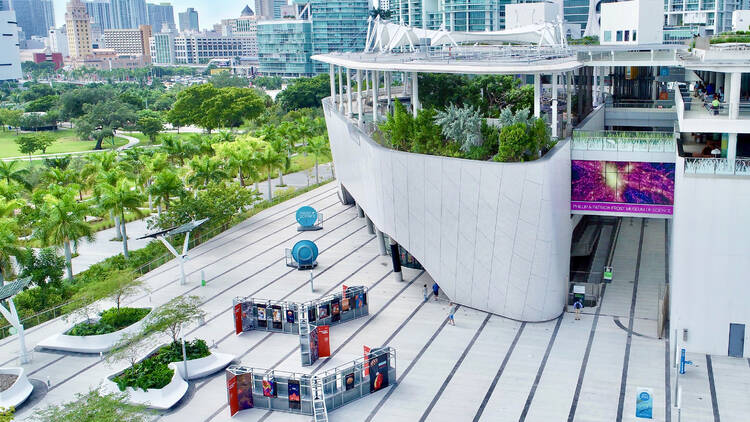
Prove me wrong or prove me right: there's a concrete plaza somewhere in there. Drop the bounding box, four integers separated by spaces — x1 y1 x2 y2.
0 184 745 421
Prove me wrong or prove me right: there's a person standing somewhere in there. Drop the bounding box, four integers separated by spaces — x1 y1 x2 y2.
423 284 428 302
448 302 457 326
574 299 583 320
432 282 439 301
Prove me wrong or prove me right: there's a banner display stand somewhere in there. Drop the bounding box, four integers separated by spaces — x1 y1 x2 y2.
233 287 369 337
225 348 396 418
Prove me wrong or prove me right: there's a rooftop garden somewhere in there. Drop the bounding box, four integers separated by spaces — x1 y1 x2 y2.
377 74 555 162
710 31 750 44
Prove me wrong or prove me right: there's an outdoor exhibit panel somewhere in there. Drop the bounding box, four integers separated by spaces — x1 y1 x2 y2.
670 157 750 357
323 99 572 322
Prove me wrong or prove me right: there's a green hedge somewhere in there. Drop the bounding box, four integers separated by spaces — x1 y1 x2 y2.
67 307 150 336
113 340 210 391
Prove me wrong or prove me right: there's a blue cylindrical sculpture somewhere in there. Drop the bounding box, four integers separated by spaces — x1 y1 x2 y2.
296 206 318 227
292 240 319 266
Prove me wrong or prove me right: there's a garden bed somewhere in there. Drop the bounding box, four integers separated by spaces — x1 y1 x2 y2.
0 368 33 409
36 308 153 353
67 307 150 336
113 340 210 391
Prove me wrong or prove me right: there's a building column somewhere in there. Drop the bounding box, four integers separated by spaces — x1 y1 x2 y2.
330 64 336 109
729 72 741 119
533 73 541 118
389 237 403 282
356 69 363 126
376 229 387 255
372 70 379 122
411 71 419 117
652 66 659 100
593 66 599 107
346 68 353 118
386 71 392 114
566 71 573 135
365 216 375 235
552 73 558 139
338 66 344 113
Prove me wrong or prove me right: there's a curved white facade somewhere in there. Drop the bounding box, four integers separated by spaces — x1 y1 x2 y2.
324 100 572 322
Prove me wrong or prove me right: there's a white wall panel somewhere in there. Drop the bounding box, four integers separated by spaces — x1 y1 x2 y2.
324 100 572 322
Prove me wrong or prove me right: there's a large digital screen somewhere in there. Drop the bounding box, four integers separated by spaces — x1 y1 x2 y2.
571 160 675 215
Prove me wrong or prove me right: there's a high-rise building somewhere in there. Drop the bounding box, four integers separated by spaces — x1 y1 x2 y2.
257 19 313 76
9 0 55 39
65 0 92 58
103 24 151 60
309 0 369 72
147 2 174 32
172 33 242 63
0 10 21 80
389 0 509 31
111 0 148 29
178 7 198 31
84 0 113 30
221 5 259 59
255 0 274 18
0 0 9 10
273 0 286 18
664 0 738 37
48 26 70 56
149 29 175 63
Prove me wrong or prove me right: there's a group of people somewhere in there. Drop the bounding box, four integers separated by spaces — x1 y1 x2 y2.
423 282 457 326
694 81 723 113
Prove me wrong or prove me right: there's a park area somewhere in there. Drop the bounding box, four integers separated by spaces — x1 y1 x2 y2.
0 129 128 159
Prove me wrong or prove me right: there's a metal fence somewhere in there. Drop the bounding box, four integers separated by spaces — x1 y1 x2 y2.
572 130 675 152
684 157 750 176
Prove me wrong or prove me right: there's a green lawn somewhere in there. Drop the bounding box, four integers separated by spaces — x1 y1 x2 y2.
0 129 128 158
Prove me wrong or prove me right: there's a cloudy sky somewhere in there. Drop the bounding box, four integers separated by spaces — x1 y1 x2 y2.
52 0 256 31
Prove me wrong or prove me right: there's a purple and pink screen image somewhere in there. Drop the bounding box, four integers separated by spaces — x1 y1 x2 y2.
571 160 675 215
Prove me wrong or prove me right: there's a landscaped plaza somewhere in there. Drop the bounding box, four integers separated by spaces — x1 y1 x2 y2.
0 184 742 421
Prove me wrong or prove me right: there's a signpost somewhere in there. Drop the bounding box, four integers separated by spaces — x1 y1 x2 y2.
636 388 654 419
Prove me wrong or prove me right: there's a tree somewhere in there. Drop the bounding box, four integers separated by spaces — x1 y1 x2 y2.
74 99 136 149
105 269 145 310
35 187 94 282
434 104 483 152
161 135 197 166
148 170 184 214
303 135 332 184
209 72 249 88
0 160 30 189
0 109 23 133
32 387 152 422
152 182 259 230
135 110 163 144
187 157 228 188
0 219 20 285
167 84 218 130
276 74 331 111
36 132 55 154
255 145 284 200
98 179 145 259
214 139 258 187
17 247 64 289
25 95 59 112
200 87 265 131
15 134 41 161
143 295 206 344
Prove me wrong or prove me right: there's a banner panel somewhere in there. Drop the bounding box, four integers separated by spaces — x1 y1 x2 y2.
271 305 283 330
288 379 301 409
368 350 389 393
318 325 331 357
233 304 243 335
257 304 267 328
237 372 254 412
227 373 239 416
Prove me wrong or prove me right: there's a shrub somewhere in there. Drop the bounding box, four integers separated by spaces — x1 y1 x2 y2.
112 340 210 391
67 307 150 336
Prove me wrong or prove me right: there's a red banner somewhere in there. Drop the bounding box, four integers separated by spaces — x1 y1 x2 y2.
227 373 239 416
233 303 243 334
318 325 331 358
363 345 371 376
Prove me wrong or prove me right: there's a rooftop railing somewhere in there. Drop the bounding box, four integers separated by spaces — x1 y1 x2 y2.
684 157 750 176
572 130 675 152
330 44 576 65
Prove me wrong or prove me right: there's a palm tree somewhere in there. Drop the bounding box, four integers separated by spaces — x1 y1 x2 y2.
304 136 332 184
213 131 235 144
0 218 20 285
161 135 198 166
94 168 126 240
144 152 169 211
0 160 30 190
148 170 184 215
215 141 257 188
98 179 144 258
42 167 76 188
255 145 285 200
35 188 93 282
187 157 228 188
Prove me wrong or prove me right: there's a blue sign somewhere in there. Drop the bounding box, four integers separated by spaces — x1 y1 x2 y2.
296 206 318 227
292 240 319 266
636 388 653 419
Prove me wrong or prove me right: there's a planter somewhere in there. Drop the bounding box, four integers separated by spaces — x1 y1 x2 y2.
0 368 33 409
106 343 235 409
37 308 153 354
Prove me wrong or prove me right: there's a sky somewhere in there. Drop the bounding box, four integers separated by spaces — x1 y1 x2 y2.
52 0 256 31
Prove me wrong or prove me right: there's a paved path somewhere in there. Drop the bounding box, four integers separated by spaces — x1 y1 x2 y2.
2 208 743 422
69 217 152 276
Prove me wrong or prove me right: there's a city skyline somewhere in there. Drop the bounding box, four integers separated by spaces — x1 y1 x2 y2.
52 0 257 30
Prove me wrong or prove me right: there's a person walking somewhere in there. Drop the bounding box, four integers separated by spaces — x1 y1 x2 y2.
423 284 428 302
432 282 439 301
574 299 583 320
448 302 457 326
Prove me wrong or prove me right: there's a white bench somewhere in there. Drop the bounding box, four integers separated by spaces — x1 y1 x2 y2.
0 367 33 409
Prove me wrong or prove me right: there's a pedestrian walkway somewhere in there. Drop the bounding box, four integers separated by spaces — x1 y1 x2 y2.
2 204 746 422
